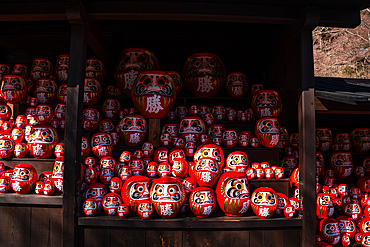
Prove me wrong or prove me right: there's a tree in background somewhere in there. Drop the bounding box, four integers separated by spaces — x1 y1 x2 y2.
313 8 370 78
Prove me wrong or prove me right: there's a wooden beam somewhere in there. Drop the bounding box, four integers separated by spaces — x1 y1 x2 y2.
319 9 361 28
63 23 87 247
315 97 328 111
148 118 161 148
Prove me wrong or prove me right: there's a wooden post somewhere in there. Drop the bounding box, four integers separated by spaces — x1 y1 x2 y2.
148 118 161 147
63 23 87 247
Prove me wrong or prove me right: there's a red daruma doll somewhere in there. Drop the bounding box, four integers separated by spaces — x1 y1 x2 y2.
10 164 37 194
118 114 147 147
150 177 185 218
225 72 248 98
330 152 353 179
351 128 370 153
216 171 250 217
189 187 216 218
83 78 102 106
183 53 226 97
114 48 160 97
0 75 28 103
30 58 53 81
252 89 282 118
121 175 150 215
27 125 59 159
91 132 114 159
194 157 220 187
131 70 175 119
33 78 58 104
251 187 278 219
255 117 280 148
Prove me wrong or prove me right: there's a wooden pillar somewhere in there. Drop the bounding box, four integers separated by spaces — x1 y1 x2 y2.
63 23 87 247
148 118 161 147
299 9 318 245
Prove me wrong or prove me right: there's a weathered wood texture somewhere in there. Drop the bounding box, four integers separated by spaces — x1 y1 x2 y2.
148 118 161 147
0 206 62 247
80 227 300 247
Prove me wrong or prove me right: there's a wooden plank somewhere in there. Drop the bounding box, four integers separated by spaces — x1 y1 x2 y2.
183 230 219 247
218 230 249 247
0 194 62 206
146 229 182 247
249 179 290 196
110 228 145 247
83 227 111 247
249 230 264 247
148 118 161 147
0 206 31 246
63 23 87 247
31 207 62 247
78 214 302 229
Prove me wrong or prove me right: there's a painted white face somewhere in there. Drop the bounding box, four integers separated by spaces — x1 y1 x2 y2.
338 220 355 233
138 202 152 212
324 222 340 236
196 158 218 172
103 195 121 208
252 191 276 205
193 190 214 205
129 182 149 201
179 118 204 134
225 178 249 199
194 146 223 164
12 167 31 181
258 118 279 133
151 183 181 202
28 127 56 143
319 195 331 206
121 116 146 132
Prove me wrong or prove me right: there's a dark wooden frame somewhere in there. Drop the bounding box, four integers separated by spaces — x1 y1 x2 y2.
0 1 367 246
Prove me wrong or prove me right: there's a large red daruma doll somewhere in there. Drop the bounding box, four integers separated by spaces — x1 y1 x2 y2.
316 127 333 153
330 152 353 179
216 171 250 217
193 144 225 169
183 53 226 97
225 72 249 98
319 217 341 246
0 136 14 158
1 75 27 103
10 164 37 194
121 175 150 215
33 78 58 104
251 89 282 119
150 177 185 218
118 114 147 146
83 77 102 106
27 124 59 159
132 70 175 119
351 128 370 153
114 48 160 96
178 116 206 144
91 132 114 159
194 157 220 187
250 187 278 219
255 117 280 148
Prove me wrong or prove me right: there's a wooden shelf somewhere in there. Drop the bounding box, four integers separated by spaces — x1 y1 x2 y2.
78 212 302 229
0 193 62 206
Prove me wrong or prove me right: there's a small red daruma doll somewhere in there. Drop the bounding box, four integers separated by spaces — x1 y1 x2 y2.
114 48 159 96
316 193 334 218
35 104 53 124
276 126 289 151
30 58 53 81
33 78 58 104
284 204 295 218
275 192 288 216
189 187 216 218
83 198 97 217
335 133 352 152
252 89 282 118
121 175 150 215
117 203 129 218
251 187 278 219
171 158 188 179
118 114 147 147
183 53 226 97
216 171 250 217
1 75 27 103
54 142 64 158
225 151 249 173
10 164 37 194
57 84 67 103
0 64 9 82
316 127 333 153
52 157 64 193
84 183 108 213
178 116 206 144
351 128 370 153
289 133 299 150
132 70 175 119
194 157 220 187
91 132 114 159
12 64 28 78
330 152 353 179
160 132 172 147
83 108 101 131
255 117 280 148
157 162 171 177
250 137 259 148
146 162 158 178
81 137 90 160
85 58 106 81
246 168 256 179
102 98 121 120
280 156 298 177
358 177 370 193
102 192 122 216
150 177 185 218
54 103 66 121
43 181 55 196
225 72 248 98
0 136 14 158
319 217 341 246
27 124 59 159
35 180 44 195
238 131 251 148
138 200 153 220
54 54 69 84
0 104 11 121
83 77 102 106
0 176 11 193
222 129 238 148
212 105 226 121
128 158 145 176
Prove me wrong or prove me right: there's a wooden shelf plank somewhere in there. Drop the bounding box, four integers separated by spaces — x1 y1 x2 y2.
0 193 62 206
78 213 302 228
